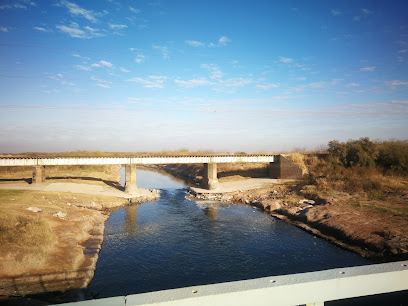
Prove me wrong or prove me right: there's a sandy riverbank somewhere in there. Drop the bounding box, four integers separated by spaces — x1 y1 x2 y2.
0 182 159 298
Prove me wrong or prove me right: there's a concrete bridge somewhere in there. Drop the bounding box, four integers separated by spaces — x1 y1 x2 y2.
0 155 302 192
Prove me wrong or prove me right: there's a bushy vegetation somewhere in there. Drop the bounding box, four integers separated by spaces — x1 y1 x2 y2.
301 138 408 201
327 137 408 175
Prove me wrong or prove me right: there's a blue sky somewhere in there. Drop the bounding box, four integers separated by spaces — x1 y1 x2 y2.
0 0 407 153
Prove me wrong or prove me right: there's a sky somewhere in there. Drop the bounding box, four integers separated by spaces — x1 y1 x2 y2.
0 0 407 153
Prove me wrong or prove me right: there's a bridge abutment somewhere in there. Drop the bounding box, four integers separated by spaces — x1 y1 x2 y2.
203 163 219 190
125 164 138 193
32 166 45 184
269 155 303 179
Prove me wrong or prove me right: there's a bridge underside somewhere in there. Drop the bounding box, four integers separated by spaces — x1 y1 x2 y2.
1 155 303 192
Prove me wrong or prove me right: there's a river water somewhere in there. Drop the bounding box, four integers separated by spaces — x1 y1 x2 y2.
82 168 370 300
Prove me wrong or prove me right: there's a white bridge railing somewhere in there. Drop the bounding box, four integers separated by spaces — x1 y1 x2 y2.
58 261 408 306
0 155 276 166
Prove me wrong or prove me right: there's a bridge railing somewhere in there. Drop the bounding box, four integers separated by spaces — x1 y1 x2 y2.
57 260 408 305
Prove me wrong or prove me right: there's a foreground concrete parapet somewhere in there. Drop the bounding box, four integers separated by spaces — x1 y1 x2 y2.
57 261 408 306
269 155 303 179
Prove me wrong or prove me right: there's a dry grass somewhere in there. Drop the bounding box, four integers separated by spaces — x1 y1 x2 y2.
0 189 124 263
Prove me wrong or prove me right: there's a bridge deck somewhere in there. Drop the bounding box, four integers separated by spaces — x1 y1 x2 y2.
0 155 276 166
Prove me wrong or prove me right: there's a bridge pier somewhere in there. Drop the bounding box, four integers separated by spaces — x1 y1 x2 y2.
124 164 138 193
203 163 219 190
32 166 45 184
269 155 303 179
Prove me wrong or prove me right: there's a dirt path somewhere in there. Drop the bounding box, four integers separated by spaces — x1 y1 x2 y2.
0 181 156 199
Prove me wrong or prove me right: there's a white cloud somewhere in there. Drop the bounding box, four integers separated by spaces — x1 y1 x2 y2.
279 56 293 63
0 26 9 32
56 23 104 39
0 1 36 10
135 54 145 64
255 83 279 90
33 26 49 32
185 40 205 47
386 80 408 87
75 64 92 71
347 83 360 87
99 60 113 68
361 8 373 15
97 83 110 88
174 78 214 88
59 1 99 22
91 63 101 68
120 67 130 73
130 7 141 14
331 9 341 16
201 64 224 79
109 24 128 30
218 36 231 46
223 78 252 88
128 76 167 88
153 45 169 59
360 66 376 72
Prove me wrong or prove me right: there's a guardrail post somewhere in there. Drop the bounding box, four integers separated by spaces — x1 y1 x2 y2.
203 163 218 190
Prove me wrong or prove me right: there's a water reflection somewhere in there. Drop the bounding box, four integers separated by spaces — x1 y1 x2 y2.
124 205 138 236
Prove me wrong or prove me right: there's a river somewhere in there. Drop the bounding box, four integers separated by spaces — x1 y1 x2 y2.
83 168 370 300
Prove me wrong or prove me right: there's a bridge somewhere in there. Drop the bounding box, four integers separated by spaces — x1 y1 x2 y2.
0 155 302 192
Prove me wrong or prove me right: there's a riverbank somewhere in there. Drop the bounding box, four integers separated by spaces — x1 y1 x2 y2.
0 180 159 298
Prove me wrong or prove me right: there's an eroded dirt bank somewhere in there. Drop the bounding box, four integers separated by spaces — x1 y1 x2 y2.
0 186 160 299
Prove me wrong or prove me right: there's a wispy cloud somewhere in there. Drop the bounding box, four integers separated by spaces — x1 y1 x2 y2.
361 8 373 15
222 78 252 88
75 64 92 71
120 67 130 73
135 54 145 64
175 78 214 88
56 22 104 39
96 83 111 88
347 83 360 87
58 1 99 22
109 24 128 30
331 9 341 16
185 40 205 47
0 1 36 10
386 80 408 88
153 45 169 59
360 66 376 72
0 26 9 32
99 60 113 68
255 83 279 90
33 26 50 32
128 76 167 88
201 64 223 79
218 36 231 46
130 7 141 14
279 56 293 63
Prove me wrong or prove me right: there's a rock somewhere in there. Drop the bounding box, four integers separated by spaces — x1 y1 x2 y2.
27 207 42 213
245 200 250 204
53 211 67 219
299 199 316 205
268 200 281 211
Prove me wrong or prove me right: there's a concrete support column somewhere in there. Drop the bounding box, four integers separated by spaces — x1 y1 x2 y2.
32 166 45 184
125 164 138 194
203 163 219 190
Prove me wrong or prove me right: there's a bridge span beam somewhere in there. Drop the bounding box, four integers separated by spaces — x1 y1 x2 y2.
203 163 219 190
124 164 138 193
